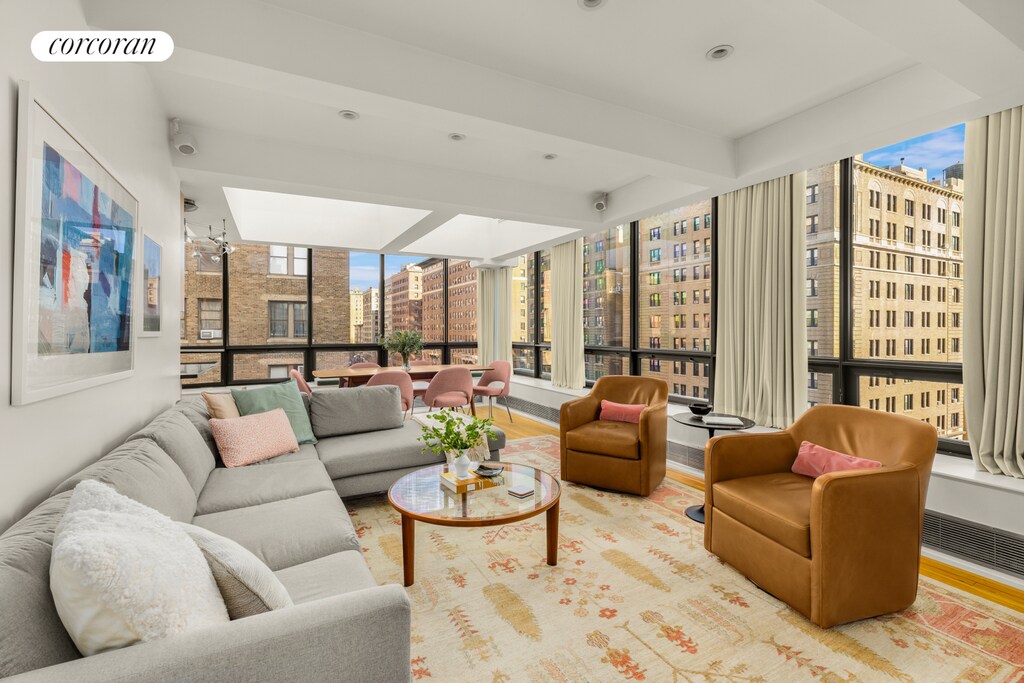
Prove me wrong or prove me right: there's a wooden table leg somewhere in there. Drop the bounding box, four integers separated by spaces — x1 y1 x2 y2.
469 399 477 417
401 514 415 587
546 501 559 566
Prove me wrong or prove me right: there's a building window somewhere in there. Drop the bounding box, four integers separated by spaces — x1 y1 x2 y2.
807 215 818 234
649 248 661 262
806 184 819 204
199 299 222 340
268 245 288 275
806 248 819 266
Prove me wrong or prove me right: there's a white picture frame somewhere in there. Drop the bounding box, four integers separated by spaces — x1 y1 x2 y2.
140 235 162 337
12 81 138 405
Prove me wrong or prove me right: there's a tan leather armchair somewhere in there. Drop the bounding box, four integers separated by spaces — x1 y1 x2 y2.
560 376 668 496
704 404 937 628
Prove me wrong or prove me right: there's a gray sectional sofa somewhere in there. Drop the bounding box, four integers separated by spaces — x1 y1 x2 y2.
0 390 505 682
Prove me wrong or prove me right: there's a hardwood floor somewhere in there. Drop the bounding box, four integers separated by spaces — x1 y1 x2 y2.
499 409 1024 614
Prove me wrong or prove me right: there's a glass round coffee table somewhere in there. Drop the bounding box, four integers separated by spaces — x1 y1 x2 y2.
388 463 561 586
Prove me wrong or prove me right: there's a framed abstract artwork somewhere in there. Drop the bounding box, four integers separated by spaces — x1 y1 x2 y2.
141 236 162 336
12 81 138 405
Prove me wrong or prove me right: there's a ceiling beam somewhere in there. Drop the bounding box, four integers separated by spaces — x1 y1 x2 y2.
381 211 460 254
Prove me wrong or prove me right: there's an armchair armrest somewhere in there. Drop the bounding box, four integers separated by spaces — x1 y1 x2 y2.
809 464 921 627
559 396 601 436
10 585 412 683
704 431 797 490
639 401 668 454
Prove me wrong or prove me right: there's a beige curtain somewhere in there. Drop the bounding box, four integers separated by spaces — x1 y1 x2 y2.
964 106 1024 478
475 267 512 364
714 172 808 428
551 239 585 389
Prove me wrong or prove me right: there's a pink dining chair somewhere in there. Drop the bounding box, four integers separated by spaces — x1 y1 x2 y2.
366 370 415 419
289 369 313 396
342 361 380 388
423 366 475 415
472 360 512 422
409 359 433 400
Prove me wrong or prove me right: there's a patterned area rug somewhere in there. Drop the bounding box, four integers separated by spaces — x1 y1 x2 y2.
347 435 1024 682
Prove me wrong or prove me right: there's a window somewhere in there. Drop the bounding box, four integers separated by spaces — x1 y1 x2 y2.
268 245 288 274
583 226 630 351
198 299 222 341
807 248 818 266
268 301 306 338
806 310 818 327
649 248 661 262
640 201 712 362
806 184 819 204
269 302 289 337
852 123 967 446
807 215 818 234
649 227 661 240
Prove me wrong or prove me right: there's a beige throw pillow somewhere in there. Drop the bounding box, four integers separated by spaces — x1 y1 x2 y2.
202 391 240 419
179 524 293 619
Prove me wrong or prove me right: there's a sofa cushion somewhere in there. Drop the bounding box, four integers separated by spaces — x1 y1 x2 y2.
51 439 196 522
252 442 321 466
196 460 335 515
126 409 216 496
273 551 377 605
713 472 814 557
232 380 316 445
179 523 293 619
50 482 228 657
191 491 359 571
316 422 441 480
173 397 220 462
565 420 640 460
0 492 81 678
309 386 403 438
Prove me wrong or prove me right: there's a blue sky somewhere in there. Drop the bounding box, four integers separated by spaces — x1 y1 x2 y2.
348 252 424 291
863 123 965 180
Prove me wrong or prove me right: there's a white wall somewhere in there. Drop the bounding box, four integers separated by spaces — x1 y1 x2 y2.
0 0 181 530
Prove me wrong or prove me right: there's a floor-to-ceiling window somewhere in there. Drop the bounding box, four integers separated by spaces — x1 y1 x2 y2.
582 225 630 382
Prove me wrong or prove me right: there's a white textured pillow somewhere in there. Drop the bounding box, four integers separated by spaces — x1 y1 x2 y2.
50 481 228 656
179 523 293 619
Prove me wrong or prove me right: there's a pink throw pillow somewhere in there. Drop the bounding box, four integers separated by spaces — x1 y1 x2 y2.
599 400 646 424
210 408 300 467
792 441 882 478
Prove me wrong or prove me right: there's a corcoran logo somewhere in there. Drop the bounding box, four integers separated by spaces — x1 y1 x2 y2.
31 31 174 62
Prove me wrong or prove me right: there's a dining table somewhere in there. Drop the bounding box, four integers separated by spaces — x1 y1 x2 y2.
313 363 493 389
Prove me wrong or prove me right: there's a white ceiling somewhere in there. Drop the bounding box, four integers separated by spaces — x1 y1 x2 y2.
83 0 1024 261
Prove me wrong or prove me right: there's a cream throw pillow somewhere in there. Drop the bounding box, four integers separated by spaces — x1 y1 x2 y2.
179 523 293 619
202 391 241 419
50 481 228 656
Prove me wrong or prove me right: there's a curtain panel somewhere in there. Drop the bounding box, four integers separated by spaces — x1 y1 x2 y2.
714 172 808 428
550 239 585 389
964 106 1024 478
475 266 513 365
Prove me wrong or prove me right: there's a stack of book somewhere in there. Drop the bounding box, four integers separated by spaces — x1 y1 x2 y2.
439 471 500 494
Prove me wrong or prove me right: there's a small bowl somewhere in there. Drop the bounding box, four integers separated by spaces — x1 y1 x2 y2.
689 402 713 417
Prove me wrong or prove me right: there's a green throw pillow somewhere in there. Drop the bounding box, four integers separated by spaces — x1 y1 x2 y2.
231 380 317 445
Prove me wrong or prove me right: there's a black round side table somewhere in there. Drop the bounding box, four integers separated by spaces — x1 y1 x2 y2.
671 412 756 524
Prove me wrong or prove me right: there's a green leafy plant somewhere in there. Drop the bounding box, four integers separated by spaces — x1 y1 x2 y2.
418 409 496 458
379 329 424 368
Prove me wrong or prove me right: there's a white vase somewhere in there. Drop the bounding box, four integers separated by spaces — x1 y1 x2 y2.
451 452 471 479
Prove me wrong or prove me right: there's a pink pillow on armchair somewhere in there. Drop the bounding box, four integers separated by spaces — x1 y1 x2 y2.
792 441 882 478
210 408 300 467
599 400 646 424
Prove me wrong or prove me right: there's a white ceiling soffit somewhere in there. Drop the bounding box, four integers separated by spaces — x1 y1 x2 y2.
222 188 431 250
403 215 577 262
82 0 1024 258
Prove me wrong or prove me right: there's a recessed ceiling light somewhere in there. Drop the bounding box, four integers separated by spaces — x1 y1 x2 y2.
337 110 360 120
705 45 734 61
578 0 607 9
543 153 558 160
448 133 466 141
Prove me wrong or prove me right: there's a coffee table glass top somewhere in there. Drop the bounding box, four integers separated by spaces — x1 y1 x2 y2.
388 463 560 524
